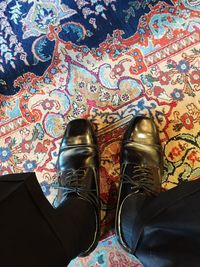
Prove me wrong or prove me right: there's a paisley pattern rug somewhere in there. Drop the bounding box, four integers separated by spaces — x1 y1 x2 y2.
0 0 200 266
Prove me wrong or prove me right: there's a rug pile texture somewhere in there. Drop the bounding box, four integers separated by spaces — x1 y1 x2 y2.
0 0 199 266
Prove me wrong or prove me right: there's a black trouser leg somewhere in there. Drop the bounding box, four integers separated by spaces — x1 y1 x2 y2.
121 179 200 267
0 173 96 267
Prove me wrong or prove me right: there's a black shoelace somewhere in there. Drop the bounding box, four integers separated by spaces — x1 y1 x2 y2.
121 164 157 196
53 167 99 207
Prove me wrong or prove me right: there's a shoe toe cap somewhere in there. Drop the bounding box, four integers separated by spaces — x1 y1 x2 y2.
124 117 160 146
61 119 96 146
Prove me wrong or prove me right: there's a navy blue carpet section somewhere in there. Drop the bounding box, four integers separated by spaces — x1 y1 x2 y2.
0 0 172 95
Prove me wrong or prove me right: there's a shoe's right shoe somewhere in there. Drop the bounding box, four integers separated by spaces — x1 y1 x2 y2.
116 116 163 252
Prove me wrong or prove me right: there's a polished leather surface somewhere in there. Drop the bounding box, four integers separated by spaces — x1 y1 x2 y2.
57 119 99 201
120 116 163 199
56 118 100 256
123 116 161 145
116 116 163 252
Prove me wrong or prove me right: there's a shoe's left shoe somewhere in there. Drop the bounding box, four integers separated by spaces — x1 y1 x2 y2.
56 118 100 256
115 116 163 253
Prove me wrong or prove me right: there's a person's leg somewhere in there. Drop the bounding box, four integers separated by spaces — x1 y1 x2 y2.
0 172 69 267
55 118 100 257
0 119 100 267
116 116 163 253
116 116 200 267
134 178 200 267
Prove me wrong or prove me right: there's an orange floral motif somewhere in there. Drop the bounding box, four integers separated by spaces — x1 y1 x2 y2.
158 72 171 85
20 140 32 153
190 71 200 84
187 151 200 164
180 113 194 130
171 147 181 157
111 63 125 78
153 86 164 97
35 142 48 153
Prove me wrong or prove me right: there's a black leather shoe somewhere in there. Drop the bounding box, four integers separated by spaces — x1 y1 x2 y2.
116 116 163 252
56 119 100 256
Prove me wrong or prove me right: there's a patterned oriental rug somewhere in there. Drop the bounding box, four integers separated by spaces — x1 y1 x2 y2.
0 0 200 266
